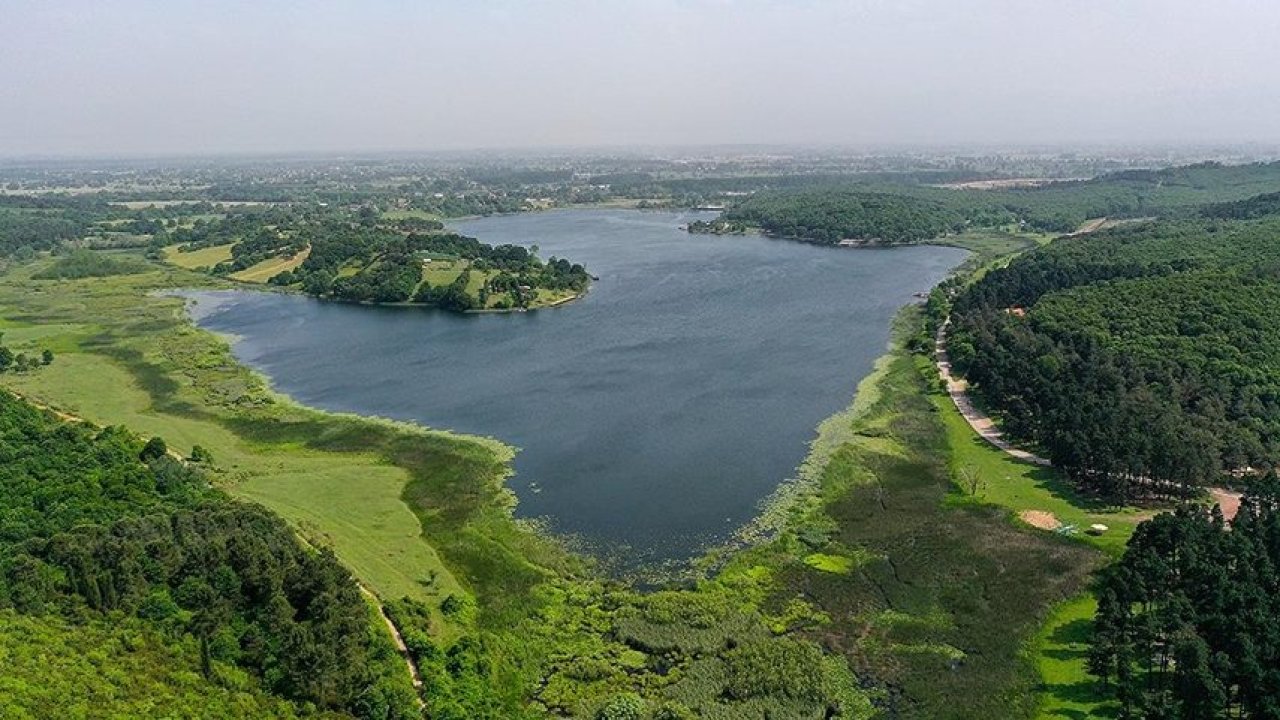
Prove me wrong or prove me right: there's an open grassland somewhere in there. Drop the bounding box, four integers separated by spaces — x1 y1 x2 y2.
930 372 1146 558
420 258 466 286
163 243 311 283
163 242 234 269
230 247 310 283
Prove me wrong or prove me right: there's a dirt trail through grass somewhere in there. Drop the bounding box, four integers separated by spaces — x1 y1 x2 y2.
935 321 1051 466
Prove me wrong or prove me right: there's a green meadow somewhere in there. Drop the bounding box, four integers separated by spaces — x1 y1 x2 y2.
0 262 525 636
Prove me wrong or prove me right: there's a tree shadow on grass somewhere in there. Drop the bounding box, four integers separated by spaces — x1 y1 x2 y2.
1041 617 1091 662
1040 680 1119 719
959 428 1119 513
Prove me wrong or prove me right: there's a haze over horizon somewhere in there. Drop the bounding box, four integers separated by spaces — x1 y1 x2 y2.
4 0 1280 157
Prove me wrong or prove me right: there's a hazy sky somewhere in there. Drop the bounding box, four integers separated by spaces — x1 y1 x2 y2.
3 0 1279 156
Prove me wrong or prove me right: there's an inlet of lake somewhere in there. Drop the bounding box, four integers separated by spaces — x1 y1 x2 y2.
181 209 967 567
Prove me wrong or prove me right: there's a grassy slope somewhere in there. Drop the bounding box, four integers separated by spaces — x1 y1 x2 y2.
164 242 234 268
230 247 311 282
0 262 557 638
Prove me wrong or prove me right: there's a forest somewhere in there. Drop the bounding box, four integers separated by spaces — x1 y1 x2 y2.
153 205 591 310
0 392 419 718
947 208 1280 500
1089 479 1280 718
0 195 114 257
281 224 590 310
711 161 1280 243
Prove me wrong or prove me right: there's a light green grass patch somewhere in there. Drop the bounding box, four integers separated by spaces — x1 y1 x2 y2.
1 351 466 632
230 248 310 283
802 553 854 574
0 321 86 352
1033 594 1116 719
163 243 234 269
421 259 465 286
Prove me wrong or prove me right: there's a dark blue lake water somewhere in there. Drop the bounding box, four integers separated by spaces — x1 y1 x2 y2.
182 209 965 564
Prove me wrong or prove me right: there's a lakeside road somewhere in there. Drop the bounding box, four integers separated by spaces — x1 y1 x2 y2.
934 320 1051 466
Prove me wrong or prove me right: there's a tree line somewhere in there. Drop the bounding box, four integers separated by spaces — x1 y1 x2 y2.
710 161 1280 243
1089 479 1280 718
0 392 419 718
948 208 1280 501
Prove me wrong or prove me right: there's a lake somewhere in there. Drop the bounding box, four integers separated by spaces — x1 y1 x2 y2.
182 209 966 565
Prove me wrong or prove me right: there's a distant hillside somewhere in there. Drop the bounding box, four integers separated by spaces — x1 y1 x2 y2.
711 161 1280 243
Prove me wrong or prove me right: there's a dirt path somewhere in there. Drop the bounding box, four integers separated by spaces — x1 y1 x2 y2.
361 587 426 704
1065 217 1108 236
3 387 427 703
934 324 1241 521
935 321 1051 466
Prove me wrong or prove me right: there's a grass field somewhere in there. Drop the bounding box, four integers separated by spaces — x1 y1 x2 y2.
229 247 310 283
0 262 543 637
420 258 466 286
163 244 310 284
163 243 234 269
930 378 1146 557
1031 594 1117 719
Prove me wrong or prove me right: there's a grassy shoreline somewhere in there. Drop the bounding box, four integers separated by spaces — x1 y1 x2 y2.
0 262 564 637
0 224 1123 716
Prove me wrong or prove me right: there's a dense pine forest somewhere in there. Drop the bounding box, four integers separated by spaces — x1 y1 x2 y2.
947 205 1280 501
1089 480 1280 718
0 392 419 718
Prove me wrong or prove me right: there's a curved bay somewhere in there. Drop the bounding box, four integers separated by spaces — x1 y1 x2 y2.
183 209 966 564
